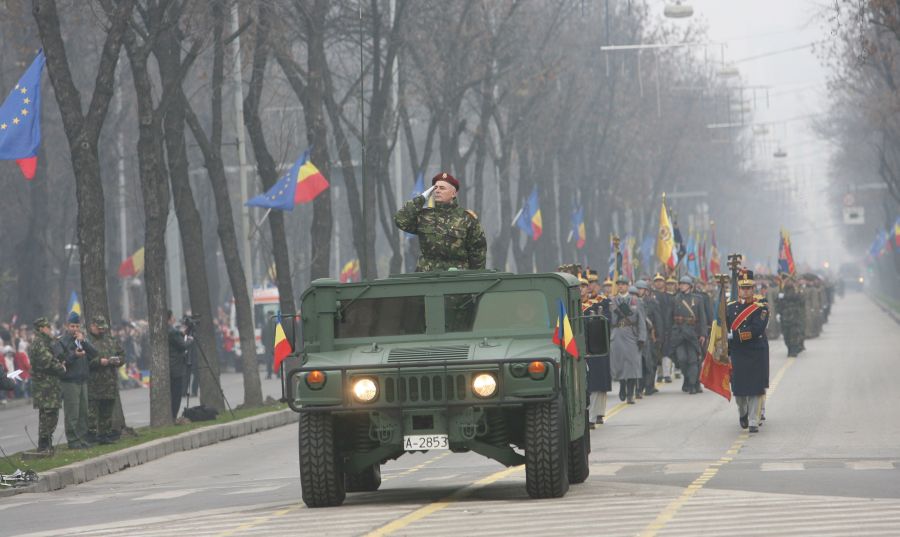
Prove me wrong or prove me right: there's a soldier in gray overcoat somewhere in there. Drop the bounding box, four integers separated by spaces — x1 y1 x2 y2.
609 276 646 404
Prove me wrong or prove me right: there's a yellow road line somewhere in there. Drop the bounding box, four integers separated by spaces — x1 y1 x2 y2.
364 465 524 537
216 505 302 537
638 356 795 537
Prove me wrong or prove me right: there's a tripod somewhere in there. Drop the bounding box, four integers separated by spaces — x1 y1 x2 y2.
182 326 235 420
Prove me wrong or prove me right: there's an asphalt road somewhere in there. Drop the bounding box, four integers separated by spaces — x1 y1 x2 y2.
4 292 900 537
0 368 285 454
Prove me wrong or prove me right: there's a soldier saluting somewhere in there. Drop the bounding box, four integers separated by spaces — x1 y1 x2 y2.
394 172 487 272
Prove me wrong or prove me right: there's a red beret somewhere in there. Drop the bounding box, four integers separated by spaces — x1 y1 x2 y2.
431 172 460 191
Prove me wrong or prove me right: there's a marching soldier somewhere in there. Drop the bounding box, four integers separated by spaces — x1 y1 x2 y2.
394 172 487 272
29 317 65 454
86 315 125 444
777 274 806 357
652 274 674 383
582 274 612 427
727 269 770 433
609 276 646 404
636 280 661 396
668 276 708 394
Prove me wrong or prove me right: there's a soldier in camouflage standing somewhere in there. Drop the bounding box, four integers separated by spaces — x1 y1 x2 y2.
29 317 65 454
87 315 125 445
777 274 806 357
394 172 487 272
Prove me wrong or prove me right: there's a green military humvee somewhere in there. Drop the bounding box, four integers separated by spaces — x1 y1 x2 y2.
282 269 609 507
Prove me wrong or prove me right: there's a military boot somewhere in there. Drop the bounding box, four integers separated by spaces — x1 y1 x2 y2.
37 436 54 454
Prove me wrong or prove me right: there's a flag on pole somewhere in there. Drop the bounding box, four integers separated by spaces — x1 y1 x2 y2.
777 229 796 275
246 148 329 210
623 237 634 281
571 207 586 249
709 223 721 276
514 187 542 240
700 280 732 401
67 291 82 317
117 247 145 278
552 298 579 358
339 259 361 283
656 199 676 271
686 233 699 278
272 314 293 373
0 50 45 180
893 217 900 247
673 219 686 263
608 235 622 281
699 234 708 282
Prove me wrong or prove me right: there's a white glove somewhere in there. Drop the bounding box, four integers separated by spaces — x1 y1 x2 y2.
776 314 781 323
6 369 22 381
726 331 733 341
420 185 435 199
778 293 784 299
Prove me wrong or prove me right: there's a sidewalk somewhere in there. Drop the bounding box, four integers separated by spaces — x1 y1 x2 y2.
0 407 298 498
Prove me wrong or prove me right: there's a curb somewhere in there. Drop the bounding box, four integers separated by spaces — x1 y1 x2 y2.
0 408 298 498
869 294 900 325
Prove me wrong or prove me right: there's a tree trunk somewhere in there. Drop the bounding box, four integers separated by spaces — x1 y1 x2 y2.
157 32 224 412
32 0 134 321
244 3 295 320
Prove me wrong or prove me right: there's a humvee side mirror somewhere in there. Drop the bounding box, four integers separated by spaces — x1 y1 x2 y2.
583 315 610 356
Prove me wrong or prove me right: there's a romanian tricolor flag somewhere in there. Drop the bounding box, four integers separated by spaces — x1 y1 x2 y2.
778 229 796 275
552 298 579 359
118 247 145 278
893 217 900 247
272 314 292 373
246 148 329 210
656 198 676 271
700 280 731 401
571 207 586 249
339 259 361 283
514 187 542 240
67 291 81 317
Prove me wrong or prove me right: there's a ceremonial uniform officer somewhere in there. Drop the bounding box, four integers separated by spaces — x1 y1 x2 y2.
394 172 487 272
29 317 65 454
609 277 646 404
582 275 611 426
59 312 95 448
727 269 770 433
636 280 661 396
776 274 806 356
87 315 125 444
669 276 708 394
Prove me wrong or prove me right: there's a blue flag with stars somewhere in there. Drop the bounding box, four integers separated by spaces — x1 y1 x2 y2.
0 50 44 179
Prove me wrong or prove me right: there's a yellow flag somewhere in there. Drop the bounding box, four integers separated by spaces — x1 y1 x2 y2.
656 199 676 270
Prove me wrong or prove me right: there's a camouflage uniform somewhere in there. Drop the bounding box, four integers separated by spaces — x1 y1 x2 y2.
87 316 125 443
778 282 806 356
394 196 487 272
29 318 65 451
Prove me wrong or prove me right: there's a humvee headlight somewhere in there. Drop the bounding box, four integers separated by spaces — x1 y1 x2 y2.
528 361 548 380
352 378 379 403
306 370 326 389
472 373 498 398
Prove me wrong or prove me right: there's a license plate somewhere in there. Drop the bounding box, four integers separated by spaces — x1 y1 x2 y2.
403 434 449 451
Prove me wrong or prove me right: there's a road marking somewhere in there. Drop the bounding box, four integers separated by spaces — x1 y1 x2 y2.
364 464 524 537
216 505 303 537
761 462 805 471
132 488 201 501
847 460 896 470
382 452 449 482
223 485 285 495
638 356 796 537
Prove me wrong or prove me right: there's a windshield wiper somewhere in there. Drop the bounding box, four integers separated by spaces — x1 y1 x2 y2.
455 278 502 310
338 284 373 317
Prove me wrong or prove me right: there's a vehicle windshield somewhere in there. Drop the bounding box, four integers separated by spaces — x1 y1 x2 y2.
335 296 426 338
445 290 550 333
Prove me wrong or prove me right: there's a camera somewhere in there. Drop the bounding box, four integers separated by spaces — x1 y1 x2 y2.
181 314 201 335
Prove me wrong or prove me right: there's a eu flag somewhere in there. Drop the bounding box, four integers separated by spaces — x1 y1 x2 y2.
246 148 328 210
0 50 44 179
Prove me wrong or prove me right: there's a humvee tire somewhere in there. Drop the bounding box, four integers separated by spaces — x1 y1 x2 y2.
299 412 346 507
567 416 590 484
345 464 382 492
525 396 570 498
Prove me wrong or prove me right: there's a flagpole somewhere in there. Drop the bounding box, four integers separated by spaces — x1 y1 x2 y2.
248 208 273 240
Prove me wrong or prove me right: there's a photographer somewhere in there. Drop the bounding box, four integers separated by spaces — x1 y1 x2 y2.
58 312 96 448
86 315 124 444
167 311 193 420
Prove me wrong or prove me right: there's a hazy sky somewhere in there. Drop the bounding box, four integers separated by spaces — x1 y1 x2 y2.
664 0 841 269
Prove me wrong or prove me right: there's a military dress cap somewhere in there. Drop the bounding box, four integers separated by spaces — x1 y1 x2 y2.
92 315 109 329
67 311 81 324
603 278 614 286
432 172 460 191
738 268 755 287
652 273 665 282
587 270 599 282
666 276 678 284
679 276 694 285
33 317 51 329
636 280 650 290
578 273 589 285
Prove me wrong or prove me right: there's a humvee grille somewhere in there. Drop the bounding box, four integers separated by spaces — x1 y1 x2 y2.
386 345 471 363
383 374 470 403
